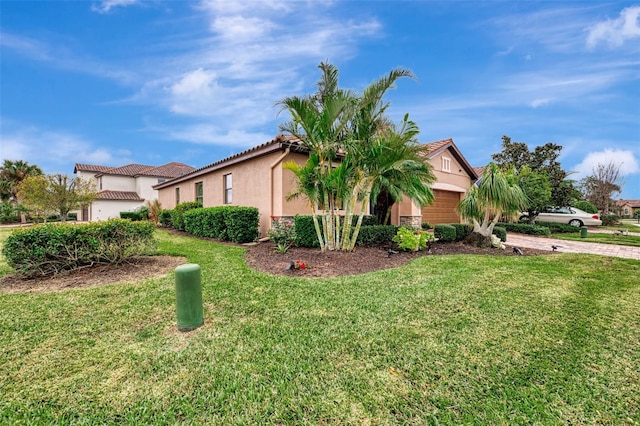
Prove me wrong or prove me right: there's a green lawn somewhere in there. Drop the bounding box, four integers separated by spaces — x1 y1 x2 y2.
1 228 639 424
552 231 640 247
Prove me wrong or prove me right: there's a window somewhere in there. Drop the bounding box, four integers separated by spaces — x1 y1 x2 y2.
157 178 166 184
175 187 180 204
224 174 232 204
97 176 103 190
195 182 203 204
442 157 451 173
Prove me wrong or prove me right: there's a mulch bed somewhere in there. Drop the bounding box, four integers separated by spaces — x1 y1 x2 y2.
244 241 554 278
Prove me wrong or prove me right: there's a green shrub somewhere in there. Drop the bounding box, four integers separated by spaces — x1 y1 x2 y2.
498 222 551 236
421 222 432 230
268 219 295 253
356 225 400 246
2 219 156 277
542 222 580 234
492 226 507 242
434 224 456 242
601 214 620 226
573 200 598 214
170 201 202 231
0 202 19 223
293 215 380 248
392 227 433 251
184 206 228 239
450 223 472 241
224 207 260 243
159 209 173 227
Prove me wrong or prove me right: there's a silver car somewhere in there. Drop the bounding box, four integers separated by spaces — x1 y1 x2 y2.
520 207 602 227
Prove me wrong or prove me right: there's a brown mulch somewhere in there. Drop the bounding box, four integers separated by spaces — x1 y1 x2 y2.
244 241 554 278
0 255 187 294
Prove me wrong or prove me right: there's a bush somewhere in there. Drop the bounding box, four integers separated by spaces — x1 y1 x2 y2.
2 219 156 277
542 222 580 234
392 227 433 251
224 206 260 243
293 215 321 248
492 226 507 242
421 222 432 230
573 200 598 214
183 206 259 243
449 223 472 242
434 224 456 242
170 201 202 231
159 209 173 227
268 220 296 253
120 211 146 221
601 214 620 227
0 202 19 224
497 222 551 236
356 225 400 246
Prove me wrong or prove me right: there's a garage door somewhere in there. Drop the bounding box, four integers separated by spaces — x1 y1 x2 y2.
422 190 461 224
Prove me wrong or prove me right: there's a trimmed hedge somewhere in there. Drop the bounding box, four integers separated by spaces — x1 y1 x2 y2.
293 215 393 248
170 201 202 231
183 206 259 243
450 223 472 242
120 211 148 221
159 209 172 227
492 226 507 242
434 224 456 242
497 222 551 236
542 222 580 234
2 219 156 277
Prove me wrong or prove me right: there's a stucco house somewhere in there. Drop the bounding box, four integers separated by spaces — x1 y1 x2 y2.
615 199 640 218
74 162 195 221
154 135 477 237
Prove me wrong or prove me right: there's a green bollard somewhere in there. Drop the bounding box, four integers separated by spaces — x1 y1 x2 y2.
580 226 588 238
175 263 203 332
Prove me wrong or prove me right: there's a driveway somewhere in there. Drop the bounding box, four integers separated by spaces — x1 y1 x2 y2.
506 233 640 261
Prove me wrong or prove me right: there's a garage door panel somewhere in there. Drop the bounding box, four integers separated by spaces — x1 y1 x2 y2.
422 190 461 224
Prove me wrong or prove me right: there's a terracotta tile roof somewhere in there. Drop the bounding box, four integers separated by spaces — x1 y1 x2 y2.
154 134 301 189
616 199 640 207
96 190 144 201
423 138 454 156
74 164 113 174
75 162 195 178
473 166 486 177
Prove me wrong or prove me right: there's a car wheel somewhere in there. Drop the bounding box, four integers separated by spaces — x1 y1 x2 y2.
569 219 583 227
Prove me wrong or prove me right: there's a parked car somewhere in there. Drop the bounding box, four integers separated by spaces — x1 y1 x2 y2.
520 207 602 227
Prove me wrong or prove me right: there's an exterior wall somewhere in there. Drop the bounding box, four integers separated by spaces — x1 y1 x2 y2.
100 175 136 192
91 200 143 221
136 176 161 201
429 150 474 191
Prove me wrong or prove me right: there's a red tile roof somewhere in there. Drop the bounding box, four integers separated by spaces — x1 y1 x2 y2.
74 162 195 178
616 199 640 208
96 190 144 201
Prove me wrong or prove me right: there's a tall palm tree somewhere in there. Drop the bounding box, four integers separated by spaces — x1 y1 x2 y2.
1 160 43 202
344 115 436 250
277 61 422 251
457 162 528 245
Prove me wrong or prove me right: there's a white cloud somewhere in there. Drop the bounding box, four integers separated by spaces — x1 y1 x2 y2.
0 119 131 173
151 122 273 147
530 98 552 108
573 148 640 178
587 5 640 48
91 0 139 14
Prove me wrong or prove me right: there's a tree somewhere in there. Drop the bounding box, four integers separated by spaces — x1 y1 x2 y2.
17 174 97 222
278 62 435 251
0 160 43 202
457 163 528 246
16 175 52 222
580 161 623 213
491 136 578 208
512 166 551 223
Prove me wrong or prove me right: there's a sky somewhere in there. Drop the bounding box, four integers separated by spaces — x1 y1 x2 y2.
1 0 639 199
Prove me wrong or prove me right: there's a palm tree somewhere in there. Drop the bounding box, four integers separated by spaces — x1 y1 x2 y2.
0 160 43 202
457 163 528 246
277 61 423 251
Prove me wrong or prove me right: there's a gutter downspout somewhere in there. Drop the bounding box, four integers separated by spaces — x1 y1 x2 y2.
269 146 291 224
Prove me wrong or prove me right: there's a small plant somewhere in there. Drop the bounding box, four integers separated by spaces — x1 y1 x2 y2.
393 227 434 252
293 260 307 270
268 218 296 254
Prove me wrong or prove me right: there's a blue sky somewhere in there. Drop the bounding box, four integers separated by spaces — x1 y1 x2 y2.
2 0 639 199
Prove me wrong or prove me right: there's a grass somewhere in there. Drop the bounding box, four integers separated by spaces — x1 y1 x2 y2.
1 228 639 424
601 219 640 232
552 231 640 247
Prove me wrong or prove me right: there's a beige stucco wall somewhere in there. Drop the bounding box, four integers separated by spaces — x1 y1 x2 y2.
157 149 311 238
136 176 161 201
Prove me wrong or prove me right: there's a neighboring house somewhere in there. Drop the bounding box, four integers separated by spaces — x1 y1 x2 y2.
615 199 640 218
74 162 195 221
154 135 477 237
